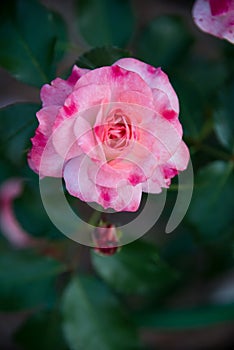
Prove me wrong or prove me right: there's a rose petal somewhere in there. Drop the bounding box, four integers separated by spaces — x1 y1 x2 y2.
36 106 59 137
209 0 232 16
54 84 111 130
87 158 146 188
64 155 99 202
193 0 234 43
140 114 182 163
29 130 64 177
75 65 153 101
64 155 142 211
142 142 190 193
52 85 111 162
29 106 65 176
142 167 165 193
114 58 179 116
166 141 190 171
41 65 89 108
112 183 142 212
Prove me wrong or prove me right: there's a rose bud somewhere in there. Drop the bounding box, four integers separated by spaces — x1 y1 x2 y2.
92 224 120 256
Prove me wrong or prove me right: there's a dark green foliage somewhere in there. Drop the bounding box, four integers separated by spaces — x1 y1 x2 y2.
0 0 67 87
91 240 178 295
76 46 131 69
61 276 140 350
75 0 135 47
0 249 65 311
136 16 192 70
0 1 234 349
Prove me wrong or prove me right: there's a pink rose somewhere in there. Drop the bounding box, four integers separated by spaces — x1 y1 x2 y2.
192 0 234 43
28 58 189 212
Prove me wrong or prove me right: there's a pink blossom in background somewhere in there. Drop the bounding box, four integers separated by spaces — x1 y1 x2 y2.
193 0 234 43
28 58 189 212
0 178 37 248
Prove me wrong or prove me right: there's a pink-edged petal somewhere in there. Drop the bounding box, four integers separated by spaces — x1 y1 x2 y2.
63 155 99 203
29 105 66 176
142 167 166 193
41 65 90 108
64 156 117 209
53 111 105 169
113 141 157 180
209 0 232 16
54 84 111 129
87 161 127 188
36 105 59 137
152 88 177 120
96 185 118 209
52 85 111 162
140 114 182 164
87 157 147 188
64 155 143 211
142 142 189 193
114 58 179 116
75 117 102 160
67 65 90 85
193 0 234 43
74 65 153 101
97 182 142 212
113 183 143 212
0 178 37 248
52 116 82 161
166 141 190 171
28 130 64 177
41 78 73 108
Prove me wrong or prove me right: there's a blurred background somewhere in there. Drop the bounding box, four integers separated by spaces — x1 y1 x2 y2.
0 0 234 349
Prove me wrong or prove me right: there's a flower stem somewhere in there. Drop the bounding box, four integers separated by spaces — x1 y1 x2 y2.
88 209 102 227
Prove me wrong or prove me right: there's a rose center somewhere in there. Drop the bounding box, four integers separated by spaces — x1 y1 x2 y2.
108 123 126 139
104 112 131 150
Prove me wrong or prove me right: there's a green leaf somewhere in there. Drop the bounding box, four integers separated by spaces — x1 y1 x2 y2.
173 78 205 140
0 0 67 87
15 310 68 350
76 46 131 69
136 16 192 70
161 227 199 276
187 161 234 238
181 57 227 98
135 303 234 330
0 103 39 165
76 0 135 47
214 83 234 152
14 177 66 240
61 276 140 350
0 249 65 311
91 240 178 295
172 57 227 140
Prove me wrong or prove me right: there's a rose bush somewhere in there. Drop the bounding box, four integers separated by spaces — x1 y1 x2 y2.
28 58 189 212
192 0 234 43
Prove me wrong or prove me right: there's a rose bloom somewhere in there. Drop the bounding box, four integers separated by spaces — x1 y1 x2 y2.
28 58 189 212
192 0 234 43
